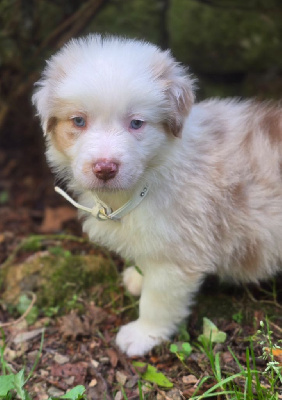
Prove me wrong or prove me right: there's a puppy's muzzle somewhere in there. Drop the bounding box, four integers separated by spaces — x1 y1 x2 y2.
93 159 119 181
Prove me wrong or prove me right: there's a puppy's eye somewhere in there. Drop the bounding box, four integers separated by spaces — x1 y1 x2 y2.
130 119 144 130
72 116 86 127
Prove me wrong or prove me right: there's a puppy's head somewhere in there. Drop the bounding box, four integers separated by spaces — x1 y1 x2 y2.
33 35 195 191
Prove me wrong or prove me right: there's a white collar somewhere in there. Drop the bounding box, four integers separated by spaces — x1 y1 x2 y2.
54 183 149 221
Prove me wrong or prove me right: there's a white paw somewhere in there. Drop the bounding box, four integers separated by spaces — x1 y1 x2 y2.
123 266 143 296
116 319 167 356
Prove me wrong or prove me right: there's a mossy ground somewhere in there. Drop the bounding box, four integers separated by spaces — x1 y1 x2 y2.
1 234 282 398
0 236 122 318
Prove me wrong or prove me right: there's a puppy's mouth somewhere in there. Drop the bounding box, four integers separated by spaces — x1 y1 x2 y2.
77 174 134 193
74 160 143 192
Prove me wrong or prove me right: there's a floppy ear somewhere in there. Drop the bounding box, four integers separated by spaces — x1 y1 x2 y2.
32 54 66 136
32 73 57 137
151 50 195 138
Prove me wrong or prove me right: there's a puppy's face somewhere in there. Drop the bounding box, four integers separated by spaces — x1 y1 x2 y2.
33 35 195 191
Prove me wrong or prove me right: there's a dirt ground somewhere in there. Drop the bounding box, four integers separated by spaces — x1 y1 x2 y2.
0 144 282 399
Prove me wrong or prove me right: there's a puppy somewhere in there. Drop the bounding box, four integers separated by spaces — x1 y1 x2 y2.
33 34 282 356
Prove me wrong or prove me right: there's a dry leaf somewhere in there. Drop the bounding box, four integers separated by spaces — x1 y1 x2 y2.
40 206 77 233
265 347 282 364
182 374 198 385
116 371 127 385
89 378 97 387
59 311 87 340
51 361 88 385
13 328 45 344
106 348 118 368
221 350 233 364
54 353 70 365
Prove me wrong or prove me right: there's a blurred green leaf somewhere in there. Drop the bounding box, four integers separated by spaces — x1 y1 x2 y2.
133 361 173 388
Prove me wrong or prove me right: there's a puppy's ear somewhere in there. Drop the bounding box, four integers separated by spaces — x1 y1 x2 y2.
32 54 66 136
151 50 195 138
32 83 53 136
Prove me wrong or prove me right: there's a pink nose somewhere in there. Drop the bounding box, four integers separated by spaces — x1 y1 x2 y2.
92 160 119 181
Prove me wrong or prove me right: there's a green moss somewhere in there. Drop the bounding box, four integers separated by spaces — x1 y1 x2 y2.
2 243 119 314
20 237 42 252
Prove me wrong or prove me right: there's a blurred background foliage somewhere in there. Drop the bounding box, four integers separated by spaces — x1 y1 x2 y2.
1 0 282 148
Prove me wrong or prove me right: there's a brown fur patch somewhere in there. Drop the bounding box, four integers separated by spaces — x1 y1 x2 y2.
52 120 77 153
163 118 183 138
47 117 57 133
260 106 282 145
230 182 246 209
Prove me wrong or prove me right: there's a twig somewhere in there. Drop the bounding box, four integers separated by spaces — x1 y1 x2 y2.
244 284 282 310
269 321 282 335
114 301 139 315
35 0 106 55
0 0 108 131
0 292 37 328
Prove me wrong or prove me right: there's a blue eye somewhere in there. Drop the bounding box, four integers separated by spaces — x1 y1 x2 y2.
130 119 144 130
73 116 86 127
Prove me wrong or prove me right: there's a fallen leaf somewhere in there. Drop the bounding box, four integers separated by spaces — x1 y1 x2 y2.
221 351 233 364
265 347 282 364
116 370 127 386
106 348 118 368
47 387 64 398
40 206 77 233
183 387 198 397
86 302 110 330
89 378 97 387
91 359 99 368
64 376 75 386
114 391 123 400
51 362 88 386
182 374 198 385
13 328 45 344
59 311 87 340
54 353 70 365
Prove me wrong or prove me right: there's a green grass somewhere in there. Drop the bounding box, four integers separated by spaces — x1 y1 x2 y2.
170 317 282 399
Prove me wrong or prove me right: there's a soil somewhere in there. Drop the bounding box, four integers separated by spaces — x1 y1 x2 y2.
0 143 282 399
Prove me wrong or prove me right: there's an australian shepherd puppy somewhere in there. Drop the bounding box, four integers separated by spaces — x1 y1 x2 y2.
33 35 282 356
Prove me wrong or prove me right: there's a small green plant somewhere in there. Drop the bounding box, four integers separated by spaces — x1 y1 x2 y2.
232 311 243 324
0 330 86 400
254 319 282 391
133 361 173 388
191 318 282 399
170 342 192 362
169 317 282 399
0 191 9 205
65 294 84 313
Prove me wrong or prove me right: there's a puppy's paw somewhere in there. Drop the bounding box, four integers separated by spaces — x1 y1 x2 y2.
123 266 143 296
116 320 166 356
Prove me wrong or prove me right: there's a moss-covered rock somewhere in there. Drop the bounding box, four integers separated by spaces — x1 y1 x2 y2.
1 246 119 313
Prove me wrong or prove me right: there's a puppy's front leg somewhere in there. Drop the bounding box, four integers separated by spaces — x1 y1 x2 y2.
116 263 203 356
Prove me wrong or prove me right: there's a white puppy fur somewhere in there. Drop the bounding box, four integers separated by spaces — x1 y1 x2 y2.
33 34 282 356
